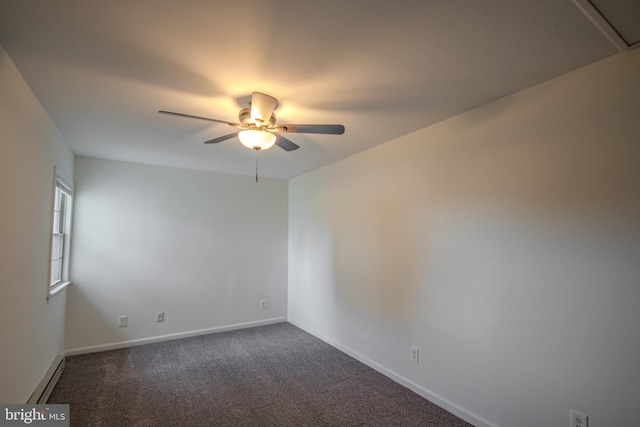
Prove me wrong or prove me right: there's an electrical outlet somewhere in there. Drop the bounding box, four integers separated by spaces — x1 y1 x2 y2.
260 299 268 309
410 346 419 363
570 410 588 427
118 315 127 327
156 312 164 322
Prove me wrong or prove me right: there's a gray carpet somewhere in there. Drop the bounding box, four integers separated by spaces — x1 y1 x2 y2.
49 322 472 426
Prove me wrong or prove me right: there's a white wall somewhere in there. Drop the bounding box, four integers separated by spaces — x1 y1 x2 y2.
288 49 640 427
0 44 74 403
66 157 288 352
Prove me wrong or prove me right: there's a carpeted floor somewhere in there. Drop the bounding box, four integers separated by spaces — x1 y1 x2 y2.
49 322 472 426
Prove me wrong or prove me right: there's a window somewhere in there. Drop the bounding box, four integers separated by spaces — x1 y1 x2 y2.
49 169 74 299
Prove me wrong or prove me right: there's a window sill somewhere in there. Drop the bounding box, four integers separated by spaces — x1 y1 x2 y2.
47 281 71 302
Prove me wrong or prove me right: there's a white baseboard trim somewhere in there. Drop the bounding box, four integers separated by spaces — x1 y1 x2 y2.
66 317 287 356
287 317 496 427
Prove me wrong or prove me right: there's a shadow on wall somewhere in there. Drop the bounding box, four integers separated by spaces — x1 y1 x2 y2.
318 65 640 323
64 283 124 351
422 103 640 231
328 165 426 321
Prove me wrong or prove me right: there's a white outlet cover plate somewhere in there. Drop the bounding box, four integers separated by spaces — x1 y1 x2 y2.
570 409 588 427
410 346 419 363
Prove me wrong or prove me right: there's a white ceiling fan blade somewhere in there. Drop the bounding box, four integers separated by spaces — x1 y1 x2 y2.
250 92 278 126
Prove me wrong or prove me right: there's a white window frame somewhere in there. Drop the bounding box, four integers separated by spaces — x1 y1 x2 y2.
48 168 74 301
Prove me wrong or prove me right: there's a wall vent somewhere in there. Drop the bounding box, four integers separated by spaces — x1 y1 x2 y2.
574 0 640 50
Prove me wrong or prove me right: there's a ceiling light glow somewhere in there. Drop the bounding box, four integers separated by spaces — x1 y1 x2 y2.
238 130 276 150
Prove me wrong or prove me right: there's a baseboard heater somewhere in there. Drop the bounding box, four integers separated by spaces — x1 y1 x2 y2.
27 356 65 404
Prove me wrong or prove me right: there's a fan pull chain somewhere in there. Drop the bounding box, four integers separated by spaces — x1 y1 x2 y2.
255 148 260 183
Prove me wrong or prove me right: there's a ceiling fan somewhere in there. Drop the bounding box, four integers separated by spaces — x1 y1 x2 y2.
159 92 345 152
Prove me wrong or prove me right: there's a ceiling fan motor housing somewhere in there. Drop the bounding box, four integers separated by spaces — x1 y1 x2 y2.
239 107 276 129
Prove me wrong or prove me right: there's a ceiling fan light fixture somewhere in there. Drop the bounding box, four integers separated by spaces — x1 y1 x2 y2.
238 129 276 150
160 92 344 153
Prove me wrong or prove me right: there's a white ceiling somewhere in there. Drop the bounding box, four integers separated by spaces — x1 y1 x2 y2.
0 0 620 179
